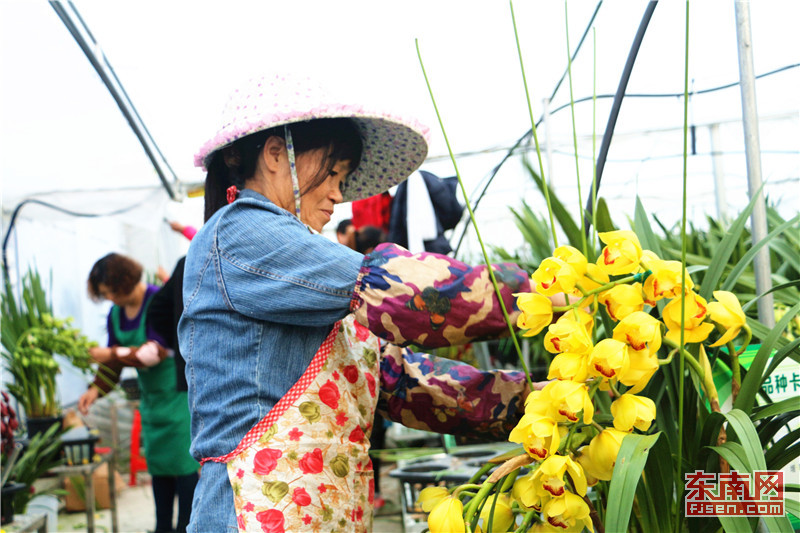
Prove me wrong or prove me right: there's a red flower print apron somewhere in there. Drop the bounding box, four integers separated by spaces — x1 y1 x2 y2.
203 315 381 532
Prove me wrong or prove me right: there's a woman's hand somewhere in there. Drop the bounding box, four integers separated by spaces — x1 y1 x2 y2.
78 387 100 415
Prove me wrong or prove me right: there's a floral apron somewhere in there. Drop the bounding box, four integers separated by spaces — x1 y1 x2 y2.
203 315 381 533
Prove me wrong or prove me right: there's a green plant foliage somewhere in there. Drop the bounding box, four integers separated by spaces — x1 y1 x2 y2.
7 421 65 514
2 268 97 418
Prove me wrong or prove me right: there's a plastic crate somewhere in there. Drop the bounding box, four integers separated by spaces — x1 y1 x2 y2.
61 426 100 466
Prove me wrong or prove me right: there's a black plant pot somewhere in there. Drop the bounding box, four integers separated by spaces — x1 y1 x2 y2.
25 415 63 440
1 481 27 524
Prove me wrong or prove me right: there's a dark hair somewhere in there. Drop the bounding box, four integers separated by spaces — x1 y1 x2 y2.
204 118 363 221
336 219 353 235
354 226 387 254
87 253 143 301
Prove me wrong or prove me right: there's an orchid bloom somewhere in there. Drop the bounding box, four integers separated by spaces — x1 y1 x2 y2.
611 393 657 432
707 290 747 347
553 245 588 277
542 491 595 532
532 257 581 296
587 339 629 381
508 413 566 461
478 492 515 533
643 259 694 302
512 472 551 511
663 290 715 344
539 380 595 425
576 263 609 305
597 230 643 276
612 311 663 357
547 351 591 382
572 447 600 487
531 454 588 498
515 292 554 336
544 318 593 355
616 348 660 394
598 283 645 321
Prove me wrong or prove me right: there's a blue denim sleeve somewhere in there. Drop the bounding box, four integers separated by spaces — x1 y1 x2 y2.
216 201 364 326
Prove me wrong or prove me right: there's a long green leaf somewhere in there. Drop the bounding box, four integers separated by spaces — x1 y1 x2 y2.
698 189 759 301
762 337 800 387
722 214 800 291
751 397 800 422
724 410 767 471
736 301 800 413
634 196 664 257
604 432 662 533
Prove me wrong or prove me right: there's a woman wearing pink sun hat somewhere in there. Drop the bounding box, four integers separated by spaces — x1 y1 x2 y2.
178 74 550 531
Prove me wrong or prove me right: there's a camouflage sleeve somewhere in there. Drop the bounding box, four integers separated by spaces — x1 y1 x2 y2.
352 243 531 348
377 344 529 440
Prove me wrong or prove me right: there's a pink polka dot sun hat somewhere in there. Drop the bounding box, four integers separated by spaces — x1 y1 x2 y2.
195 74 430 203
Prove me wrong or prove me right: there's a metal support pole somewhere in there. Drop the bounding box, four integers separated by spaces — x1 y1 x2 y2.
709 124 729 224
734 0 774 327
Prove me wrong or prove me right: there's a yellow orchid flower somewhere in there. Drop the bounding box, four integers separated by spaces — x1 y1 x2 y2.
511 472 551 511
478 492 515 533
509 413 567 461
532 257 581 296
531 454 588 498
598 283 645 321
542 491 594 532
544 318 593 355
597 230 643 276
515 292 554 336
539 380 595 425
707 290 747 347
616 348 659 393
547 351 590 382
663 291 715 344
563 308 595 336
612 311 663 357
428 496 465 533
642 259 694 302
639 249 661 271
417 486 450 512
553 245 588 276
587 428 628 481
611 393 657 432
572 447 600 486
575 263 609 305
587 339 629 380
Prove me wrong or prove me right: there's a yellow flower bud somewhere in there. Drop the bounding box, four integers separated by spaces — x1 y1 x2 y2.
707 291 747 347
515 292 554 336
611 393 657 432
417 486 449 512
597 230 643 276
587 428 628 481
428 496 465 533
478 493 514 533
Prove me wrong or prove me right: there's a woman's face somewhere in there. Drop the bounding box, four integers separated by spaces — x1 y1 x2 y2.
296 151 351 232
97 283 129 307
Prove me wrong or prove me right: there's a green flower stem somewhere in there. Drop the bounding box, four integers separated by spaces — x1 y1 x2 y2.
416 39 532 391
658 348 678 366
515 510 539 533
564 0 589 257
509 0 558 247
726 338 741 402
453 485 482 499
592 420 605 433
735 325 753 356
608 380 622 399
467 462 496 485
462 480 497 525
552 274 638 314
662 338 720 406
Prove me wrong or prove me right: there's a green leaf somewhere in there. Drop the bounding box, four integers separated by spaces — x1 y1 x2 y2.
724 410 766 471
634 196 664 257
604 432 662 533
698 189 760 301
735 301 800 413
751 396 800 421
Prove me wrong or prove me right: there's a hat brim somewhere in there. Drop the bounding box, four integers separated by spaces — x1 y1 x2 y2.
195 108 429 203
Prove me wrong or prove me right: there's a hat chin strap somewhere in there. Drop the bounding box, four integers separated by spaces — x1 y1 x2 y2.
284 125 303 220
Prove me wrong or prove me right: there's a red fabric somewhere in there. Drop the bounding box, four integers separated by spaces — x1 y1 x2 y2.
351 192 392 232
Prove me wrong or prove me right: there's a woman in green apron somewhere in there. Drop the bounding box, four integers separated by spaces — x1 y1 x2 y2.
79 253 199 533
